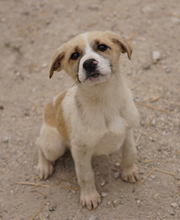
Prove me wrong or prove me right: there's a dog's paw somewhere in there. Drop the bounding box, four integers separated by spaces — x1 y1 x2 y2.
80 189 101 210
120 165 139 183
36 160 54 180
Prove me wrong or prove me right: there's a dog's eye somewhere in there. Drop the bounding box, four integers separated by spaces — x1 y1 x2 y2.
98 44 108 52
70 52 79 60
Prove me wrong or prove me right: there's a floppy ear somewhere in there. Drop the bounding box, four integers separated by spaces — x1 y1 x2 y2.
49 48 65 78
108 32 132 60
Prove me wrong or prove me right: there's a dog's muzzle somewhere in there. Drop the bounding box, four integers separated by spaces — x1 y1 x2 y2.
83 59 100 79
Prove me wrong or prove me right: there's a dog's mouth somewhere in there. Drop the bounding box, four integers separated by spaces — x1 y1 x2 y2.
87 73 100 80
86 71 101 81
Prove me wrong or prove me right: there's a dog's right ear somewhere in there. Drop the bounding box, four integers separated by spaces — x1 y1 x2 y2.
49 47 65 78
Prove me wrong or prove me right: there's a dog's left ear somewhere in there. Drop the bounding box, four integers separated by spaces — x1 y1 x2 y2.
108 32 132 60
49 47 65 78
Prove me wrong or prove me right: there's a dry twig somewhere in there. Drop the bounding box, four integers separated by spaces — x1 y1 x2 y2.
155 168 176 176
30 201 47 220
72 207 82 220
60 186 79 191
14 182 50 188
139 167 176 187
139 167 156 187
143 159 156 164
150 96 163 103
110 200 115 209
136 102 170 114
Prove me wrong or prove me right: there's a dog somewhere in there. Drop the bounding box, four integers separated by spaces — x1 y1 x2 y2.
36 31 139 210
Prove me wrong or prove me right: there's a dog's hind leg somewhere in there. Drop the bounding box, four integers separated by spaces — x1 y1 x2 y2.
120 129 139 182
36 124 66 179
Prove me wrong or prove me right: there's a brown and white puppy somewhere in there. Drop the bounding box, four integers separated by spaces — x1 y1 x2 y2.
36 31 139 210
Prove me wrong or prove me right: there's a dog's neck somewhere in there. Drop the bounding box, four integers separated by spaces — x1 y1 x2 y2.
76 73 125 104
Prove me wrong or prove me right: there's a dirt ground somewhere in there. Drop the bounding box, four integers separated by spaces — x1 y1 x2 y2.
0 0 180 219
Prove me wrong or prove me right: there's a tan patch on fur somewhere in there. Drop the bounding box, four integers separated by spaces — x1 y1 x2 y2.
44 91 69 143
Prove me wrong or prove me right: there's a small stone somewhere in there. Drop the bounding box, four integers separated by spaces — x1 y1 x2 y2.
142 63 151 70
169 210 176 215
0 105 4 110
101 181 106 187
158 146 162 152
137 200 141 204
171 17 180 24
89 215 100 220
171 202 178 209
140 119 145 126
150 175 155 179
113 172 120 179
152 51 161 63
151 119 156 126
113 199 119 204
115 162 120 167
42 63 48 68
142 6 152 13
49 207 55 212
88 5 99 10
2 136 9 143
166 68 171 73
139 170 145 175
71 190 76 194
136 200 141 207
25 176 30 181
101 192 108 197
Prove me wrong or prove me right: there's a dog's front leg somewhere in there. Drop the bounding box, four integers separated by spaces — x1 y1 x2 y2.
71 145 101 210
120 129 139 182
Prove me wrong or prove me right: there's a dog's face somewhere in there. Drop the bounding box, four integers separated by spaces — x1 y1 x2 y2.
49 31 132 86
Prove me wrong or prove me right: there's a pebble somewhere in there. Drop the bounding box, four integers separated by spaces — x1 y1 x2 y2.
150 175 155 179
136 200 141 207
101 181 106 187
169 210 176 215
88 5 101 10
166 68 171 74
171 17 180 24
141 6 152 13
115 162 120 167
113 199 119 205
171 202 178 209
2 136 9 143
25 176 30 181
89 215 100 220
139 170 145 175
142 63 151 70
42 63 48 68
152 51 161 63
113 172 120 179
49 207 55 212
101 192 108 197
151 119 156 126
140 119 145 127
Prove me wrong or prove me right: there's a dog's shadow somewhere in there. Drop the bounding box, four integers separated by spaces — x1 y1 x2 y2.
51 150 122 190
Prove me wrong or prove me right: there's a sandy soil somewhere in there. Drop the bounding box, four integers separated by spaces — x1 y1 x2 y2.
0 0 180 219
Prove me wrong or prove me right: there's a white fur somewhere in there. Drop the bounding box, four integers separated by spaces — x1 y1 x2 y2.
78 33 112 86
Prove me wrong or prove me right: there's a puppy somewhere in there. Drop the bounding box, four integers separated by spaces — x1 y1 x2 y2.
36 31 139 210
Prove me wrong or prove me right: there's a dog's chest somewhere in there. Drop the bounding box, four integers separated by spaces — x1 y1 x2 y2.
94 132 126 155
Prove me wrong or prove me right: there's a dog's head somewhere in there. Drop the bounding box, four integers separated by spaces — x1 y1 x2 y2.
49 31 132 86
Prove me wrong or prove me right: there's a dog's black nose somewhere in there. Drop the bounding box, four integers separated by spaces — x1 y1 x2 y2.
83 59 98 73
